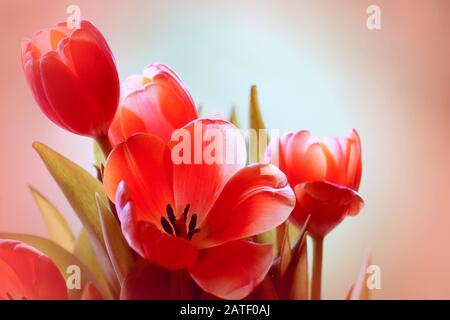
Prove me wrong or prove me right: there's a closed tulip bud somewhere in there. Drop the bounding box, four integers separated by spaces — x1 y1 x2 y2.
21 21 120 142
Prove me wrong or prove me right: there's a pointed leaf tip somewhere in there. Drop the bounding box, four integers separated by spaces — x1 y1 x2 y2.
248 85 267 162
29 186 75 252
229 105 240 128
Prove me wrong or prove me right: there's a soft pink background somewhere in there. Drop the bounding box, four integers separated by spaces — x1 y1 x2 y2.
1 0 450 299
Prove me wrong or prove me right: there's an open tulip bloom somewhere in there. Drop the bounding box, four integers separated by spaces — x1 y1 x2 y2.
2 19 368 300
104 119 295 299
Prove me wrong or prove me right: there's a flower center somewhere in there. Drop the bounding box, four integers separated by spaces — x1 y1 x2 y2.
160 204 200 241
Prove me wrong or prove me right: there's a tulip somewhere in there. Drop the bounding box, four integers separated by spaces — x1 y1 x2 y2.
0 239 68 300
108 64 198 146
104 119 295 299
266 129 364 299
21 20 120 154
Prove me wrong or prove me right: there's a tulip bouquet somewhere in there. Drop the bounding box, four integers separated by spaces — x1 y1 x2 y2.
0 20 368 300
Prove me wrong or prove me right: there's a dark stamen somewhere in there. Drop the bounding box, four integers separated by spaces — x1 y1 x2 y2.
166 204 181 236
22 296 28 300
6 292 13 300
166 204 176 224
189 214 198 232
183 204 190 223
161 217 174 235
187 229 200 241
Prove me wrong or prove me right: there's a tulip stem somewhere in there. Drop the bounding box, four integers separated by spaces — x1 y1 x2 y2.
96 134 112 158
311 236 324 300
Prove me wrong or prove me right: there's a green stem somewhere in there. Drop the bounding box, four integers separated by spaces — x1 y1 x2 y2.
311 236 324 300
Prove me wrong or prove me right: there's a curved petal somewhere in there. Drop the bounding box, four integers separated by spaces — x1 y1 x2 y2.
109 63 197 145
29 24 71 55
59 27 119 134
21 42 58 125
120 259 173 300
343 129 362 190
285 131 327 185
292 181 364 238
39 51 97 135
115 183 197 270
108 107 147 146
169 119 247 224
268 131 326 187
120 74 147 100
195 163 295 248
104 133 174 227
320 136 346 185
189 240 272 300
78 21 115 58
0 240 67 300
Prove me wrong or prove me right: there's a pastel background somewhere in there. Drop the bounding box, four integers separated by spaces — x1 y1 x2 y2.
1 0 449 299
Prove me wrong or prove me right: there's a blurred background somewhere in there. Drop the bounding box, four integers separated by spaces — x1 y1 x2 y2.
1 0 449 299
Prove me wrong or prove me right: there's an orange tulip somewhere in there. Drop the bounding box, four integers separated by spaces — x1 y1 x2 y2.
21 21 120 139
0 239 67 300
108 64 198 146
266 129 364 238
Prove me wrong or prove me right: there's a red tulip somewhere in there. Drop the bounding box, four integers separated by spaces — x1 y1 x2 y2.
104 118 295 299
21 21 120 138
266 129 364 239
108 64 198 146
0 239 67 300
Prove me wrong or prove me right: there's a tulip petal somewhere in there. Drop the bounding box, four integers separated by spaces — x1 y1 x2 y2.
320 136 346 185
170 119 247 224
108 107 147 146
116 82 196 143
39 51 96 135
115 184 198 270
189 240 273 300
109 63 197 145
0 240 67 300
104 133 174 227
344 129 362 190
61 27 119 134
293 181 364 238
194 163 295 248
22 41 59 126
286 131 327 184
268 131 327 187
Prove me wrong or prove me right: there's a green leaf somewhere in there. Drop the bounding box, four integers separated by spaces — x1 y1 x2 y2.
73 229 112 299
287 231 309 300
29 186 75 252
33 142 105 246
249 85 267 162
0 233 112 300
93 141 106 168
278 222 291 280
96 194 135 285
229 105 240 128
278 218 310 300
33 142 120 296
